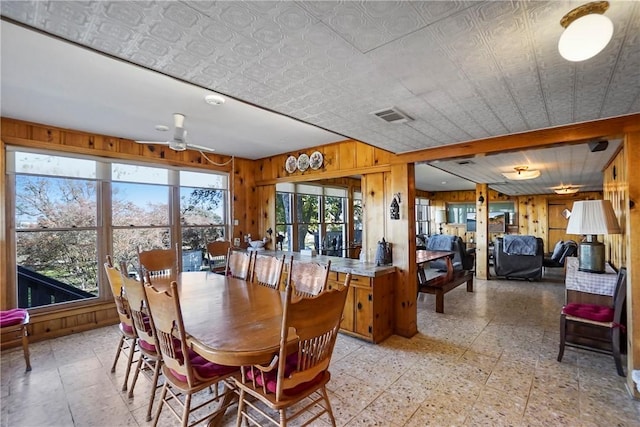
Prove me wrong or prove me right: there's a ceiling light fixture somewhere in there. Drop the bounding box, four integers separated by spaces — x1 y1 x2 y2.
502 166 541 181
554 186 580 195
204 94 226 106
558 1 613 62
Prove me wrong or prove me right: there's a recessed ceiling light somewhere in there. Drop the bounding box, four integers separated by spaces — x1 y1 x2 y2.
204 94 225 106
155 125 169 131
441 181 447 185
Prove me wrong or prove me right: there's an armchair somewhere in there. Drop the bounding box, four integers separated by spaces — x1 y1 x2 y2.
543 240 578 269
494 236 543 280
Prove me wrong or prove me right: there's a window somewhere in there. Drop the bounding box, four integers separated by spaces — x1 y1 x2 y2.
12 152 99 308
415 197 431 236
7 149 230 309
276 183 350 257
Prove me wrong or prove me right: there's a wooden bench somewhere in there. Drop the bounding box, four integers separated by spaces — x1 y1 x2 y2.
418 267 474 314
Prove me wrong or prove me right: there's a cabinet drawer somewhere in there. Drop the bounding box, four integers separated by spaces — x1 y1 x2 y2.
338 272 371 288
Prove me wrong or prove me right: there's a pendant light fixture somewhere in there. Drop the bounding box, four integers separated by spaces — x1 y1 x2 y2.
558 1 613 62
502 166 541 181
554 186 580 195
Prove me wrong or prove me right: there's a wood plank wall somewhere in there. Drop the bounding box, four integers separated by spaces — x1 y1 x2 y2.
0 117 257 343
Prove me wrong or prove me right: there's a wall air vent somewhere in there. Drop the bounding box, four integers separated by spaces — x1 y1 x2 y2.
370 107 413 124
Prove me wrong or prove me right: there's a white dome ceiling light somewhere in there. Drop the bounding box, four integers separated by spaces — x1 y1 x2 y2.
558 1 613 62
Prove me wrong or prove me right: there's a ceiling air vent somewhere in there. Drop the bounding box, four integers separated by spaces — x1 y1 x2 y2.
371 107 413 124
457 160 475 165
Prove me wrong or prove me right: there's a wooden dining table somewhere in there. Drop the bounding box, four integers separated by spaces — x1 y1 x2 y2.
154 271 287 367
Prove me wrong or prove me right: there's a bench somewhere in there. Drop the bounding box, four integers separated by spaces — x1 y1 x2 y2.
418 267 474 313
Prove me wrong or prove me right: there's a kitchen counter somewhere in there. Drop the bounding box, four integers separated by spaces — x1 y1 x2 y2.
247 249 396 278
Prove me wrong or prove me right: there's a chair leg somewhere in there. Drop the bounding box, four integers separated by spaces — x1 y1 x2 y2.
21 325 31 372
111 335 125 373
122 338 136 392
320 385 337 427
236 389 246 427
181 393 192 427
152 383 169 427
128 356 144 398
611 328 625 377
146 360 162 421
557 315 566 362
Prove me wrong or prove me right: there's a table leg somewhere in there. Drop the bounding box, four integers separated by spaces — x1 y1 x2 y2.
207 381 239 427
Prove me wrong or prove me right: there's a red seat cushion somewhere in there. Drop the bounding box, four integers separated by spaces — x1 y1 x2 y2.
0 309 28 327
245 352 323 395
169 346 236 382
563 303 614 323
120 322 134 335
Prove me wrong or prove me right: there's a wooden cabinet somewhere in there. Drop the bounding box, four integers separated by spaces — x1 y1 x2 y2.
328 271 394 343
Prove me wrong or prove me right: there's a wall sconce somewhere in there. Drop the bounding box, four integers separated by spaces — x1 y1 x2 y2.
478 193 485 204
390 193 401 220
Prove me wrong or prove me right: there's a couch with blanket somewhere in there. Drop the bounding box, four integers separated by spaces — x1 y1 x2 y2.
494 235 543 280
425 234 474 272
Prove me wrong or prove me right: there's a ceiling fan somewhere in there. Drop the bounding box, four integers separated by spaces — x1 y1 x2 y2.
136 113 215 153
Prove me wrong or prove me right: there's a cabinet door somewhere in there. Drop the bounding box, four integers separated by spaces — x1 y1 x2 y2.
340 286 355 331
354 287 373 338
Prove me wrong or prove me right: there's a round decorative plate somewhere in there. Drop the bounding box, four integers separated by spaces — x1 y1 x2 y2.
297 154 310 172
285 155 297 173
309 151 323 170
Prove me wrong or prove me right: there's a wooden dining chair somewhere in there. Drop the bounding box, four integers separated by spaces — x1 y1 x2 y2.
226 249 252 280
0 308 31 372
137 244 179 282
143 281 238 427
206 241 231 274
287 258 332 297
235 273 352 427
558 267 627 376
104 255 137 391
250 254 285 289
120 272 163 422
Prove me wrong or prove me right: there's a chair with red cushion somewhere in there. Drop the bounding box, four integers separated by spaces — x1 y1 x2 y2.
558 267 627 376
120 272 163 422
226 249 252 280
0 308 31 371
206 240 231 275
104 255 137 391
144 281 238 427
235 273 351 427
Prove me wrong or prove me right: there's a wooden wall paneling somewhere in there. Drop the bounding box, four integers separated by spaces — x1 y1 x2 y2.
321 143 340 173
0 139 6 309
388 163 415 337
356 144 375 169
603 146 627 269
233 158 258 244
623 131 639 397
361 172 386 263
257 185 276 250
338 142 356 170
475 184 489 280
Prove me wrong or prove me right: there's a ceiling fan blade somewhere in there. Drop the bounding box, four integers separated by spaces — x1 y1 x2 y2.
135 140 170 145
187 143 216 153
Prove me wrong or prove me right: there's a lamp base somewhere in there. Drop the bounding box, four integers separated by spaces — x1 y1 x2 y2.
577 239 605 273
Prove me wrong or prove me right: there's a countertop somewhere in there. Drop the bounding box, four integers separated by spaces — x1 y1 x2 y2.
246 249 396 278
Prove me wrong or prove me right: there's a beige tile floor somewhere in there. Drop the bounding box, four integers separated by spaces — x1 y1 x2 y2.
2 269 639 426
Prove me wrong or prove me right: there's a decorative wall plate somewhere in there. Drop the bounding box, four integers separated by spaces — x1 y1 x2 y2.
285 155 297 173
297 154 310 172
309 151 323 170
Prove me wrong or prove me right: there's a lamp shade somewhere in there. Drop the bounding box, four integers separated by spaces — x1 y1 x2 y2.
435 210 447 224
566 200 620 235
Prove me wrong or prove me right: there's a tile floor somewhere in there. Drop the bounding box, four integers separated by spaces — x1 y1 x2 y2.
2 270 639 426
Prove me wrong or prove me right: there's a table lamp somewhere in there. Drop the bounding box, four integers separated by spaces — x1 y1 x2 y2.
566 200 620 273
435 210 447 235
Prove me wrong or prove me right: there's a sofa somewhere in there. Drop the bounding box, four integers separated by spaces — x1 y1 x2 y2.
494 235 543 280
425 234 474 272
543 240 578 269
